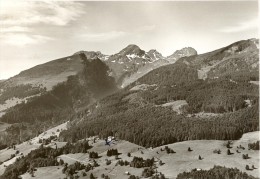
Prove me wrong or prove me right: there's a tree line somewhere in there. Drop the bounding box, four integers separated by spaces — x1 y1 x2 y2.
0 140 91 179
176 165 257 179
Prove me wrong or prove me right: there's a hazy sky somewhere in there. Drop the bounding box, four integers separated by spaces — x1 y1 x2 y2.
0 0 259 80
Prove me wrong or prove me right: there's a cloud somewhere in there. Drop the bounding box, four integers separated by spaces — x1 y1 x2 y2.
219 18 259 33
0 26 31 33
0 34 53 46
0 1 85 26
79 31 127 42
0 1 84 46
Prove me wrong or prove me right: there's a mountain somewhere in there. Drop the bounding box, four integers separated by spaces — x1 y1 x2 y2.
0 51 111 117
120 58 169 88
0 38 259 179
0 38 258 148
0 54 84 118
166 47 197 63
105 45 198 87
0 51 108 92
179 38 259 81
59 38 259 148
73 50 109 61
0 54 117 145
2 54 83 91
120 47 197 87
0 44 196 106
104 44 153 84
0 45 195 119
147 49 165 61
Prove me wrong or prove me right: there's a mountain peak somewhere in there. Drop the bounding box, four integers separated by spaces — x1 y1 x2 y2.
73 51 108 61
148 49 159 53
118 44 144 56
125 44 140 49
147 49 165 61
167 47 197 63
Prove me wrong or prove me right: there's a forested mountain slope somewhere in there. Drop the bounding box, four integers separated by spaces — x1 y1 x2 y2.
0 54 117 146
59 39 259 148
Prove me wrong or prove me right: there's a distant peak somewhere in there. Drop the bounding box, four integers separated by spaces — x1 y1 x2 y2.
172 47 197 56
148 49 159 53
125 44 140 49
167 47 197 63
73 51 108 61
121 44 141 52
119 44 144 56
73 50 101 55
147 49 165 61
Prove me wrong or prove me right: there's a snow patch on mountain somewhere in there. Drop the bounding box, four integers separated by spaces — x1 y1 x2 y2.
126 54 139 59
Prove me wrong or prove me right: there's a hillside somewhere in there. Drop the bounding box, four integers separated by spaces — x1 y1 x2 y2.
0 54 117 146
59 39 259 148
1 54 84 91
0 54 85 119
0 43 199 148
0 45 195 117
1 131 258 179
0 39 258 178
118 47 197 87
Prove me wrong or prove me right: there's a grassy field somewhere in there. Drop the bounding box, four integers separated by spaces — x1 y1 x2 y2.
0 122 68 175
17 131 259 179
1 123 258 179
21 166 66 179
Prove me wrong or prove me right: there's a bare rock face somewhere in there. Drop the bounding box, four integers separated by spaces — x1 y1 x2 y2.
147 49 165 62
167 47 197 63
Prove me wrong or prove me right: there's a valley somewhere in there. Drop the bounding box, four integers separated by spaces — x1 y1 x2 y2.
0 0 259 178
0 38 259 179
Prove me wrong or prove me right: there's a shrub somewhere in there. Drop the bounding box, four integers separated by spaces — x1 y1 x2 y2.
142 167 155 178
213 149 221 154
82 171 87 176
89 151 98 159
165 146 175 154
106 160 111 165
107 149 118 157
129 175 139 179
227 149 233 155
242 154 250 159
130 157 154 168
245 165 250 170
248 141 259 150
90 173 95 179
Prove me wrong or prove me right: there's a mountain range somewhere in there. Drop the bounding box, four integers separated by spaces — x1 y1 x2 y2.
0 44 197 92
0 38 259 146
0 38 259 179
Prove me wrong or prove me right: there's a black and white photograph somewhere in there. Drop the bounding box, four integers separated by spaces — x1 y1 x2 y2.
0 0 259 179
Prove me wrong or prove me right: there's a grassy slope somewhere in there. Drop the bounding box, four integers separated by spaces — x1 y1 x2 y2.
0 122 68 175
18 131 260 179
6 55 83 91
